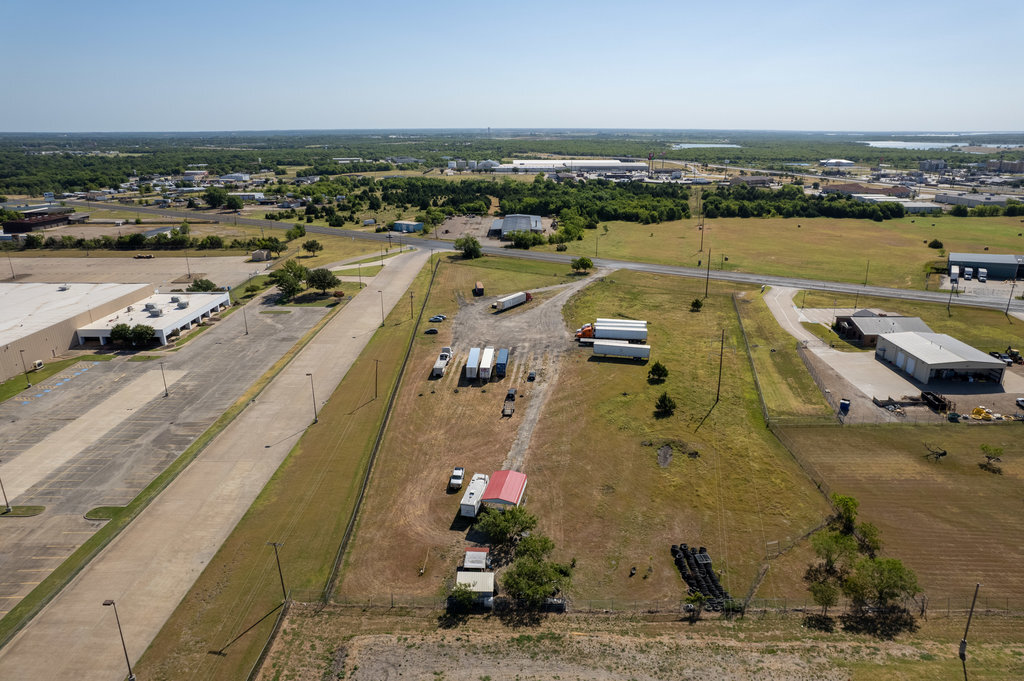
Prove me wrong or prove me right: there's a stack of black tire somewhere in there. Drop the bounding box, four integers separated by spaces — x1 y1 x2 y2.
670 544 732 612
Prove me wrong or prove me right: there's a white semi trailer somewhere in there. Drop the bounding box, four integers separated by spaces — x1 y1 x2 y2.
492 291 533 311
465 347 482 379
460 473 490 518
479 347 495 380
596 318 648 327
576 323 648 342
593 339 651 360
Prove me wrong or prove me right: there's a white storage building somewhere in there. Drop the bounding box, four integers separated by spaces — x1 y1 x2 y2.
875 332 1005 385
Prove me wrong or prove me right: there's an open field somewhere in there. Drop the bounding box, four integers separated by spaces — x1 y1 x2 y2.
334 267 829 610
798 290 1024 352
532 214 1024 289
258 605 1024 681
132 264 434 681
777 424 1024 601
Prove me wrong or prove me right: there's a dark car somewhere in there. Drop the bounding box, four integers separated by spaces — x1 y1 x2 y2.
424 328 439 334
527 370 536 382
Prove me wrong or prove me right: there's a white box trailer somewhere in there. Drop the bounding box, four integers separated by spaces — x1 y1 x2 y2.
492 291 532 311
479 346 495 380
978 268 988 282
950 265 960 282
460 473 490 517
964 267 973 281
465 347 481 379
596 318 648 328
593 339 651 360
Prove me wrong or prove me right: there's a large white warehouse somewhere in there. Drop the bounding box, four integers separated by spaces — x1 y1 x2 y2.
875 332 1005 385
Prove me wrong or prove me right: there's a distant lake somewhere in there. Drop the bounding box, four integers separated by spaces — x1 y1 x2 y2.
671 143 741 149
860 141 1024 150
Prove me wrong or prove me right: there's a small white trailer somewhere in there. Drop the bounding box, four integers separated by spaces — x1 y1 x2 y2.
460 473 490 518
492 291 533 311
479 347 495 380
465 347 481 379
593 339 651 360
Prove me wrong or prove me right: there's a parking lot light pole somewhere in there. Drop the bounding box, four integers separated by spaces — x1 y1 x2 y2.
305 373 317 424
242 305 249 335
102 600 136 681
159 361 168 397
1 460 12 513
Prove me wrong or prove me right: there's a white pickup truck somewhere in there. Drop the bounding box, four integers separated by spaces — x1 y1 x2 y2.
431 346 453 377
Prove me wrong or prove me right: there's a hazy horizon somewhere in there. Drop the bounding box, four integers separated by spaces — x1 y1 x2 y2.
2 0 1021 133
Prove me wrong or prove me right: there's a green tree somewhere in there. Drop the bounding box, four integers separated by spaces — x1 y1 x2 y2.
842 557 920 612
515 533 555 562
454 235 482 259
302 239 323 257
270 271 303 300
279 259 310 281
685 591 708 622
306 268 340 295
950 204 969 217
830 493 859 535
475 506 537 546
225 195 244 211
808 580 840 617
690 298 703 312
129 324 155 347
501 555 571 609
204 187 228 208
186 278 218 292
110 323 132 346
447 583 477 614
647 361 668 383
571 256 593 273
654 392 676 416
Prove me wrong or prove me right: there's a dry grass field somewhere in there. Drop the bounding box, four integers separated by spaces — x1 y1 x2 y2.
335 268 830 608
778 424 1024 602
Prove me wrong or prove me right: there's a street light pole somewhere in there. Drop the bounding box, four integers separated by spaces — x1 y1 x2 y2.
378 290 384 327
266 542 288 601
0 459 12 514
305 373 317 423
242 305 249 335
185 248 192 280
159 362 168 397
19 349 30 389
6 250 14 280
102 600 136 681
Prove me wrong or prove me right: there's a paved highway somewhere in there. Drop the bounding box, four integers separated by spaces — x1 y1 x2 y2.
68 200 1024 314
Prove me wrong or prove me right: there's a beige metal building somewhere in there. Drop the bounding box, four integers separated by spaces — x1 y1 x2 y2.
1 282 150 383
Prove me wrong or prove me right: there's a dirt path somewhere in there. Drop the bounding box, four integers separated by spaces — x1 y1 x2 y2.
451 272 606 473
0 249 431 681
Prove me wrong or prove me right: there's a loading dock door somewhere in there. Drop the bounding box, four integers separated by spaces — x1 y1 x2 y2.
896 352 906 369
905 357 916 376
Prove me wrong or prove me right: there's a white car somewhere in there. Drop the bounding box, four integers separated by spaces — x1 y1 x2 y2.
1016 397 1024 410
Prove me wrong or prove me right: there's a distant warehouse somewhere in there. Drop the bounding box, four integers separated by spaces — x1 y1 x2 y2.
947 253 1024 280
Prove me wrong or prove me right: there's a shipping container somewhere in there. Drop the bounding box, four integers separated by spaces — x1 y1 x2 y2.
473 281 484 296
479 347 495 380
465 347 482 379
495 348 509 378
492 291 533 311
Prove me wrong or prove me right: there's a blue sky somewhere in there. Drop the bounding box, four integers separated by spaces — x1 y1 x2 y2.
2 0 1021 132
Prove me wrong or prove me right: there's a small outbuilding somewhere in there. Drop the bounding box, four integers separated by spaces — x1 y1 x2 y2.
481 470 527 510
392 220 423 233
463 547 490 570
875 331 1005 385
455 571 495 603
834 310 932 347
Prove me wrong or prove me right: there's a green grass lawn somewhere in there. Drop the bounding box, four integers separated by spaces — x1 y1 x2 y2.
530 213 1024 289
0 355 114 404
799 290 1024 352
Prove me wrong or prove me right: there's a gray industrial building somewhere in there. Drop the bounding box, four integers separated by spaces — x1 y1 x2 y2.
492 214 543 238
834 310 931 347
875 332 1005 385
947 253 1024 280
934 192 1016 208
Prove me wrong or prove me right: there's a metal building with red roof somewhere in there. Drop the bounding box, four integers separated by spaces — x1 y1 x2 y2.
481 470 527 509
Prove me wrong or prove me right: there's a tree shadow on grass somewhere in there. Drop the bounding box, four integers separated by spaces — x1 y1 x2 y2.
840 608 918 640
803 613 836 632
495 601 543 628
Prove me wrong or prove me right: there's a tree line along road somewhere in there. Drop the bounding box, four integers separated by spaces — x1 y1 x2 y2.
66 200 1024 315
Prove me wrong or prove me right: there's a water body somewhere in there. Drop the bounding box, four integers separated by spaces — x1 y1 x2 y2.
671 143 741 149
860 141 1024 150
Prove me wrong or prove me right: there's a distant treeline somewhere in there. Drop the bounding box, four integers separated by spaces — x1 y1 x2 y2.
702 184 909 221
3 131 1023 195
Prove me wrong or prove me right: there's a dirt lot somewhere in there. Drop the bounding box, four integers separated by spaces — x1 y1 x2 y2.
334 260 600 600
433 214 555 247
258 605 1024 681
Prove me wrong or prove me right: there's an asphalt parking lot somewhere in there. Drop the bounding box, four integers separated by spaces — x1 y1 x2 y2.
8 255 261 292
0 302 327 615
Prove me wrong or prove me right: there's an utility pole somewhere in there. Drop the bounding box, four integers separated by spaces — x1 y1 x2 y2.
716 328 725 403
960 583 981 680
374 359 380 400
864 259 871 286
948 279 957 314
1006 280 1017 315
409 291 414 320
5 250 14 280
159 361 168 397
704 248 711 299
266 542 288 601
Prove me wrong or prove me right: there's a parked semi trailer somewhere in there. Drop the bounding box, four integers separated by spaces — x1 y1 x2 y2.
576 323 648 342
495 348 509 378
950 265 960 283
596 318 648 327
460 473 490 517
492 291 533 311
593 339 651 360
465 347 482 379
479 346 495 380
